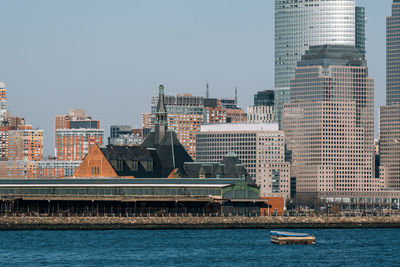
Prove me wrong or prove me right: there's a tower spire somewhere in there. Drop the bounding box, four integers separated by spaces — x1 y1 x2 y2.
206 82 209 98
155 85 168 144
235 87 238 104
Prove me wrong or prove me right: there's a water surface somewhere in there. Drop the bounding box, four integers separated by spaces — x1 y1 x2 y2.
0 229 398 266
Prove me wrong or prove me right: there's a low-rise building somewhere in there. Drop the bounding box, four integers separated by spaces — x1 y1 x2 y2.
0 160 81 178
108 125 142 146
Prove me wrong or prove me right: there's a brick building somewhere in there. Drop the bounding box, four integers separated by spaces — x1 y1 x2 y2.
7 126 43 161
147 90 246 159
54 109 100 154
56 128 104 161
0 160 81 178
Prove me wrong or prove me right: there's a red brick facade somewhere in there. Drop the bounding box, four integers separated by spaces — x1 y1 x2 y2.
73 145 119 178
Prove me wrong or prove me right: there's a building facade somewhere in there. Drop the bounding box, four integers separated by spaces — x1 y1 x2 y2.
254 90 274 107
379 1 400 190
387 0 400 105
56 128 104 161
379 105 400 189
283 45 378 200
196 123 291 199
108 125 142 146
274 0 366 128
0 160 83 178
149 93 245 159
247 106 275 123
54 109 100 155
7 126 43 161
0 81 7 124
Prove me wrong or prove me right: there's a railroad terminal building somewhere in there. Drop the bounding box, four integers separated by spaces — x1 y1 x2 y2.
0 85 274 216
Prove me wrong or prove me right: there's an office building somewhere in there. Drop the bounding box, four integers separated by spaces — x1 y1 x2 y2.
283 45 378 201
247 106 275 123
274 0 366 128
196 123 291 199
254 90 274 107
379 105 400 189
248 90 275 123
108 125 142 146
379 1 400 189
387 0 400 105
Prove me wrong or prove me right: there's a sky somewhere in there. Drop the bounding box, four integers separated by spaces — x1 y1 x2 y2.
0 0 392 156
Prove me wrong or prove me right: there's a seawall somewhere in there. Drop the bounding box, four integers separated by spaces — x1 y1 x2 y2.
1 216 400 230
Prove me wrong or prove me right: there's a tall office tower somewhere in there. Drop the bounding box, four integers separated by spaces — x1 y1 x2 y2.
380 0 400 189
274 0 365 128
356 7 366 59
56 128 104 161
0 81 8 124
379 105 400 189
7 126 43 161
387 0 400 105
284 45 379 201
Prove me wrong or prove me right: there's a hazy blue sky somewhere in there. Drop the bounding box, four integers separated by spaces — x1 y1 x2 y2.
0 0 392 156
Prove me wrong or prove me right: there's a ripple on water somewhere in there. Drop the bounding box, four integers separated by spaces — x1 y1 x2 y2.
0 229 399 267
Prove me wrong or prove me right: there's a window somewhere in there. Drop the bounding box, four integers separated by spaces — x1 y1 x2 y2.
117 160 124 171
91 167 99 175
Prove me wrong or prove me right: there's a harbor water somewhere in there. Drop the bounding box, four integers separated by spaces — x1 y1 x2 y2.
0 229 399 266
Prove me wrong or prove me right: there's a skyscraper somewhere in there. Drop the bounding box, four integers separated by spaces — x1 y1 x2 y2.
274 0 366 127
379 0 400 189
379 105 400 189
387 0 400 105
284 45 378 201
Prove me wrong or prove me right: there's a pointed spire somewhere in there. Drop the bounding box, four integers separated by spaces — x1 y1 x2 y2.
155 85 168 144
206 82 209 98
235 87 238 104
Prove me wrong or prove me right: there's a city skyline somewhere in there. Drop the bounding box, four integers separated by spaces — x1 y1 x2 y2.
0 0 392 155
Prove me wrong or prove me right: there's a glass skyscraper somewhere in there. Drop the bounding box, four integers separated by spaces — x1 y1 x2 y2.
387 0 400 105
274 0 366 127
